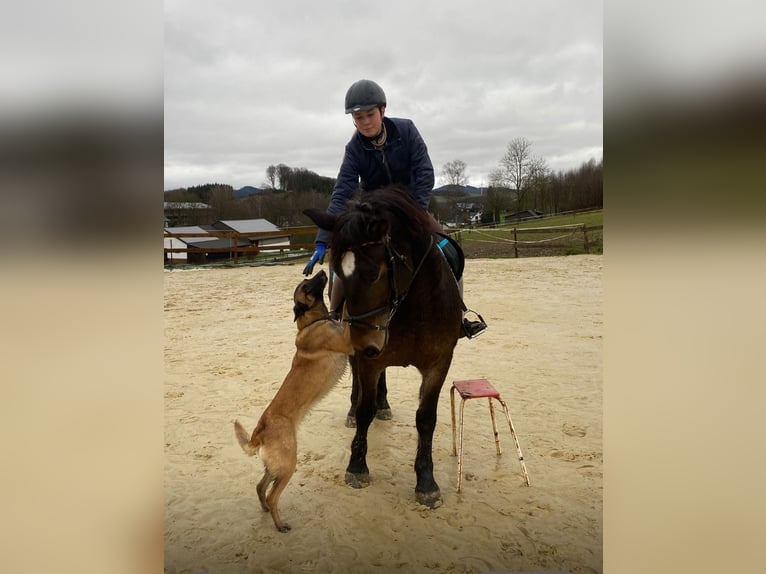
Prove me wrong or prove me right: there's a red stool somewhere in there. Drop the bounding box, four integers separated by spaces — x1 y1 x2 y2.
450 378 530 492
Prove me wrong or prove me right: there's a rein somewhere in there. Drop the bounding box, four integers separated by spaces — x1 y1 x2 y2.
343 235 434 338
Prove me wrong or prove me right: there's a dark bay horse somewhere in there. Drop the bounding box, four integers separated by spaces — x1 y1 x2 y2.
304 186 462 507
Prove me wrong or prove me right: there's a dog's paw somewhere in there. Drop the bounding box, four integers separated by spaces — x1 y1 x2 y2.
276 523 291 533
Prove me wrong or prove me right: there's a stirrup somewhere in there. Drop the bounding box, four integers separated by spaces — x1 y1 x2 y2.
460 310 488 340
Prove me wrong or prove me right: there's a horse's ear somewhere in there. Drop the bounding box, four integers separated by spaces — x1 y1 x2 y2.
303 208 337 231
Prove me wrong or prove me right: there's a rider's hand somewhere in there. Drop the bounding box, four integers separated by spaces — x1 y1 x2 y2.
302 242 326 276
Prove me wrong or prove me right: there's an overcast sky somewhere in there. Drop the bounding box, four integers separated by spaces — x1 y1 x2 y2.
164 0 603 190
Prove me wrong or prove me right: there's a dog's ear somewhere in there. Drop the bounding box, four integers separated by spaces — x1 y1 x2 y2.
293 300 310 321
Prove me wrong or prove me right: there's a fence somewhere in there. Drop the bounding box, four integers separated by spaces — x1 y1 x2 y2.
453 223 603 258
164 223 602 266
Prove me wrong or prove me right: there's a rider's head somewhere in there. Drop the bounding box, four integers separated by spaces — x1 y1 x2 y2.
345 79 386 139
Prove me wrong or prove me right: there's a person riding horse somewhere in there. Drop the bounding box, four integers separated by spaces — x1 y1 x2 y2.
303 79 486 425
302 79 487 340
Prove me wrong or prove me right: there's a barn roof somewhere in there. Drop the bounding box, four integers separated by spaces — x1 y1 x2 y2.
164 225 249 248
213 219 283 234
163 202 211 210
164 225 217 243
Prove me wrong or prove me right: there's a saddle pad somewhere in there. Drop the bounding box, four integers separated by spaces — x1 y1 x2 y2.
437 233 465 281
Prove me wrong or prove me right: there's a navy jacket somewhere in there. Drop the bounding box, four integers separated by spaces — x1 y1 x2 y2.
316 116 435 244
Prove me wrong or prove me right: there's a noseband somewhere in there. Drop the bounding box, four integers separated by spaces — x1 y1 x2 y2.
342 235 434 344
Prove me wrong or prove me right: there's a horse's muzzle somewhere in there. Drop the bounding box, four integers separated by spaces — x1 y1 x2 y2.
363 345 381 358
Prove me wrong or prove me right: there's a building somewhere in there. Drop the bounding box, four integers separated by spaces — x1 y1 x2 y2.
211 219 290 252
164 225 250 265
164 218 290 265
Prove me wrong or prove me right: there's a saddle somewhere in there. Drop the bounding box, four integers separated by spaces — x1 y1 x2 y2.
436 233 465 282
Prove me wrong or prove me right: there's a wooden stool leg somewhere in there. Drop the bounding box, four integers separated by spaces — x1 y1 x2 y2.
497 397 530 486
456 398 467 493
450 385 457 456
488 398 502 456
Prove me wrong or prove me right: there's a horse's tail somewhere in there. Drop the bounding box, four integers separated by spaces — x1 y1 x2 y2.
233 420 260 456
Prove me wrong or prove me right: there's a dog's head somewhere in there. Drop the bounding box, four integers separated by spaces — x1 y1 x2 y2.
293 269 330 326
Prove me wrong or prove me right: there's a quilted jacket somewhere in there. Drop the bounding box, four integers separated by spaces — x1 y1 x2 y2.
316 116 434 245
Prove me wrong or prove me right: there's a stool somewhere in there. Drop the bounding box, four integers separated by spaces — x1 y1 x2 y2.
450 378 530 492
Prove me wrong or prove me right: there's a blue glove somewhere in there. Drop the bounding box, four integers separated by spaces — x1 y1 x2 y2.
302 242 326 276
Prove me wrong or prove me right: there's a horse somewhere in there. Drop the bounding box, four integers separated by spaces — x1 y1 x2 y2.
304 186 462 508
328 272 392 427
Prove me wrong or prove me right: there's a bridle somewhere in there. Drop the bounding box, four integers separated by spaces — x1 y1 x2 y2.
342 234 434 344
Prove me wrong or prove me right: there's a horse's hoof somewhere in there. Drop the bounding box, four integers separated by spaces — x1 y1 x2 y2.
416 490 443 509
375 408 392 421
345 471 370 489
345 415 356 428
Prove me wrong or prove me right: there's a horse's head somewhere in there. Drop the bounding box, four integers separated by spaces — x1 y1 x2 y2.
304 187 433 356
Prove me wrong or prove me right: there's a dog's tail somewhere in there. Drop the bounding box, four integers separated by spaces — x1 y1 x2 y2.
233 420 259 456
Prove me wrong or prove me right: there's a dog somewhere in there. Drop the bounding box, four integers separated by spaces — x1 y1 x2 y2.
233 269 353 532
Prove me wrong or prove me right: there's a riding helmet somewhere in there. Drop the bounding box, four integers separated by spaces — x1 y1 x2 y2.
344 79 386 114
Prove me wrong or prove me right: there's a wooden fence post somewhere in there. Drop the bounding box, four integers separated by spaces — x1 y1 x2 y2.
582 225 590 254
513 228 518 258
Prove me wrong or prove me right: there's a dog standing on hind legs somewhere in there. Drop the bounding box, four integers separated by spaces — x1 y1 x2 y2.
233 269 353 532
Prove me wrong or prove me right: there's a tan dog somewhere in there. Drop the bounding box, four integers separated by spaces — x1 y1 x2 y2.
234 269 353 532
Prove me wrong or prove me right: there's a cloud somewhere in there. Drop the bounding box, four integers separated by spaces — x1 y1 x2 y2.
164 0 604 189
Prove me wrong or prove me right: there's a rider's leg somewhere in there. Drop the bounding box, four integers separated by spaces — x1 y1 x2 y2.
426 214 487 340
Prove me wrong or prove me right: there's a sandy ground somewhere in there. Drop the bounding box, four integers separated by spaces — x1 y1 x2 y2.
164 255 603 574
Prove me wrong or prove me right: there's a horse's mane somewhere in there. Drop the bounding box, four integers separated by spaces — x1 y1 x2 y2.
330 186 433 269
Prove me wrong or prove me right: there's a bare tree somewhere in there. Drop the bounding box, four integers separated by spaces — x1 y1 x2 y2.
441 159 467 187
526 156 549 211
275 163 290 191
484 168 512 223
265 165 277 189
488 168 505 190
499 137 532 191
207 184 236 221
498 137 548 210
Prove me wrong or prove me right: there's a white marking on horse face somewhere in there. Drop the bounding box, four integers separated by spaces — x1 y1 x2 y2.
341 251 356 277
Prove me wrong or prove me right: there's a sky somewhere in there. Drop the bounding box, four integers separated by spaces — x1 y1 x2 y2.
164 0 603 190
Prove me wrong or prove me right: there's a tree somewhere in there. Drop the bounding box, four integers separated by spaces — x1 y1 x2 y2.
275 163 291 191
207 184 236 221
499 138 532 191
526 156 549 211
265 165 277 189
498 137 546 210
483 168 512 223
441 159 467 187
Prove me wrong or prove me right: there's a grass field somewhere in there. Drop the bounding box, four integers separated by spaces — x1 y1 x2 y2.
454 209 603 258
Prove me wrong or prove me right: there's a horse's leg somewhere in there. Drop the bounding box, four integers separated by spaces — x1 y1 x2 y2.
413 365 450 508
348 369 391 426
375 370 392 420
346 362 359 427
345 356 380 489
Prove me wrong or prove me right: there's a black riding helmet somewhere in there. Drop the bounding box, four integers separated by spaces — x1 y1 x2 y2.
344 79 386 114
